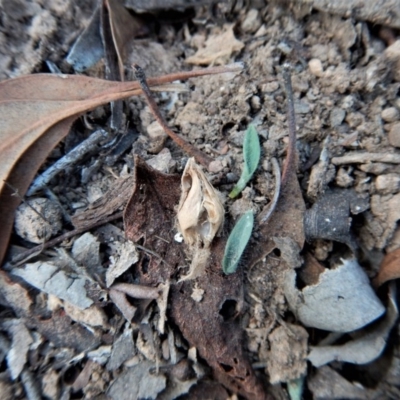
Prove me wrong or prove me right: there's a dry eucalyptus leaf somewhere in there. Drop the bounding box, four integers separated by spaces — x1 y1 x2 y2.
308 282 398 367
177 157 224 248
284 258 385 332
186 25 244 66
12 262 94 309
0 65 238 266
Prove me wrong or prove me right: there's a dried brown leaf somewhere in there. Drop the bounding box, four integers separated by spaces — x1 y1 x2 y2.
123 156 182 285
0 64 242 265
374 248 400 287
123 157 268 399
105 0 145 80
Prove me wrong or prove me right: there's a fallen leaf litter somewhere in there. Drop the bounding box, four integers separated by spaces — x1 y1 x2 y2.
1 1 400 399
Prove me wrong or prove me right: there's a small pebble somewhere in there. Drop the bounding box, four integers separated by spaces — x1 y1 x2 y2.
15 198 62 244
250 95 261 110
388 122 400 148
308 58 323 77
375 174 400 194
381 107 399 122
241 9 261 33
330 108 346 127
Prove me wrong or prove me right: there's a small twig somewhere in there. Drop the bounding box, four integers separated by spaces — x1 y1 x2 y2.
332 152 400 165
3 181 49 224
10 211 123 264
133 64 214 170
281 65 297 188
27 129 109 196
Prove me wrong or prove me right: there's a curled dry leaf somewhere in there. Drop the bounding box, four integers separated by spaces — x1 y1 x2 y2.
177 158 224 248
284 258 385 333
308 282 398 367
374 248 400 287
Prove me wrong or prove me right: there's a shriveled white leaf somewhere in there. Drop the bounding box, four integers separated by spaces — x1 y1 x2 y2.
284 258 385 332
108 361 166 400
5 320 33 380
308 282 398 367
106 241 139 287
13 262 93 309
72 232 100 269
177 158 224 247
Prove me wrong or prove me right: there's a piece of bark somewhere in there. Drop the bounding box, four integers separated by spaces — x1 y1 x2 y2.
71 175 133 229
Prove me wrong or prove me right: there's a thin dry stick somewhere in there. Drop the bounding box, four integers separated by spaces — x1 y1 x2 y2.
133 64 214 170
3 181 49 224
10 211 124 265
281 65 297 188
11 211 171 268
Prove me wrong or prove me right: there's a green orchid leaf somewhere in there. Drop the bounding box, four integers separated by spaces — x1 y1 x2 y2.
229 124 260 198
222 210 254 275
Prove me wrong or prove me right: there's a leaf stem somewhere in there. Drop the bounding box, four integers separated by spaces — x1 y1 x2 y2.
281 65 297 188
133 64 213 170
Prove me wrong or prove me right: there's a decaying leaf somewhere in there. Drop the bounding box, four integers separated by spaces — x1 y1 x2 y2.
105 0 145 80
124 156 182 285
178 157 224 248
123 157 267 399
284 258 385 332
0 64 242 266
185 25 244 65
308 282 398 367
12 261 94 309
106 240 139 287
374 248 400 287
304 188 369 250
222 210 254 275
229 125 261 199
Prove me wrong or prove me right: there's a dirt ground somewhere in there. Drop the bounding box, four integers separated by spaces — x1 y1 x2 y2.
1 0 400 399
